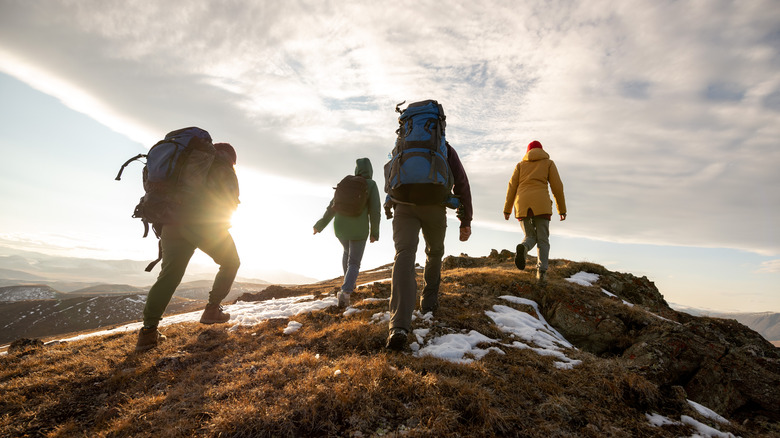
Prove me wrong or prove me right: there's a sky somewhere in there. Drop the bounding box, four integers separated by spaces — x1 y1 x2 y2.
0 0 778 312
23 270 738 436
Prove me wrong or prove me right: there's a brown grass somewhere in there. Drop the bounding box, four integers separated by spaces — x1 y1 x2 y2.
0 259 774 437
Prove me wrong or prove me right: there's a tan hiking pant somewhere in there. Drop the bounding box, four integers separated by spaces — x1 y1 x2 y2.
389 204 447 332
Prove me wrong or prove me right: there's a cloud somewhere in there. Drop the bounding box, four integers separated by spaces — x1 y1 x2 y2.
756 260 780 274
1 0 779 257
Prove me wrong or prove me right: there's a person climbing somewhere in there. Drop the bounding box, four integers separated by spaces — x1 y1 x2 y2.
135 142 241 352
313 157 381 308
503 140 566 283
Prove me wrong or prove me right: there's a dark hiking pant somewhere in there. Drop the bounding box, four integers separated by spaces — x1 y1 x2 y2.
142 224 240 327
390 204 447 332
520 216 550 271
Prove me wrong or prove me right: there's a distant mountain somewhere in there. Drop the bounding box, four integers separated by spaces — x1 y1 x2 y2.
671 303 780 343
0 285 66 302
0 246 315 286
714 312 780 343
68 284 148 295
0 280 270 345
0 294 204 345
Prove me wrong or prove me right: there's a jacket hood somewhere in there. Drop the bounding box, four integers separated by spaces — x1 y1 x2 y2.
355 157 373 179
523 148 550 162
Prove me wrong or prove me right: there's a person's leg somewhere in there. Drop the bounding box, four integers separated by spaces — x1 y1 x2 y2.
520 216 538 251
339 237 350 275
419 205 447 313
342 239 367 293
534 217 551 271
142 233 196 327
390 204 421 333
184 225 241 306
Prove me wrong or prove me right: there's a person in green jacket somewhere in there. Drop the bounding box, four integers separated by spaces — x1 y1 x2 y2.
313 158 381 308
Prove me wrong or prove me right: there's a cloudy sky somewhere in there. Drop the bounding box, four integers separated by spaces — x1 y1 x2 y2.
1 0 778 312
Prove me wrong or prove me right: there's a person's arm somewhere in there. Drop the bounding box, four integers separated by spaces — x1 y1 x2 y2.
503 163 520 220
313 199 336 234
548 161 566 217
368 181 381 242
447 144 472 229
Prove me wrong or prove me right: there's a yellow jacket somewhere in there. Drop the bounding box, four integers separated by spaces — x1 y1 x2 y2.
503 148 566 218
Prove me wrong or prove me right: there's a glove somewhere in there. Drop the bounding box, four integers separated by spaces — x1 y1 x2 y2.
456 205 467 221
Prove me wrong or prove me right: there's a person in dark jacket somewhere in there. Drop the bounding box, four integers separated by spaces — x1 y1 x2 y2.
135 142 241 352
313 158 381 308
384 142 472 351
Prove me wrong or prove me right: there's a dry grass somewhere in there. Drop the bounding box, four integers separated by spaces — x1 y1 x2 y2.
0 260 774 437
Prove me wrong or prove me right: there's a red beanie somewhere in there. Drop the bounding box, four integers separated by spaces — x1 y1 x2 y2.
527 140 543 152
214 143 237 165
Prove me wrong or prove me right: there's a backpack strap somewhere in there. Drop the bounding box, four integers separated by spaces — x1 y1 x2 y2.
144 239 163 272
115 154 146 181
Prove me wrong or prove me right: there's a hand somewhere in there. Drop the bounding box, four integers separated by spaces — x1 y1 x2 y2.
560 213 567 221
313 227 320 235
370 236 378 243
459 226 471 242
503 212 510 220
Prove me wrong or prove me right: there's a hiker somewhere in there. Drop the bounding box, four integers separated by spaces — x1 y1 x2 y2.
503 140 566 283
136 142 241 351
313 157 381 308
383 100 473 351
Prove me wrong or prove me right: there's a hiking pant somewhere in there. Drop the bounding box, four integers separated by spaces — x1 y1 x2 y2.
520 216 550 271
338 237 367 293
142 224 240 328
390 204 447 332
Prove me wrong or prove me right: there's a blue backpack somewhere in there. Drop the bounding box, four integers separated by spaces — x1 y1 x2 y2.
384 100 454 205
116 127 215 270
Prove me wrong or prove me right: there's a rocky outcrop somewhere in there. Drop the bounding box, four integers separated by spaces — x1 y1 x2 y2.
458 251 780 423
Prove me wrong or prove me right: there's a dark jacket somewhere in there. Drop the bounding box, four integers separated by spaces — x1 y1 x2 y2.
314 158 381 241
447 144 473 228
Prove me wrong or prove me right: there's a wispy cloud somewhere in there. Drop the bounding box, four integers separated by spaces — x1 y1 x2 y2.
756 259 780 274
0 0 778 257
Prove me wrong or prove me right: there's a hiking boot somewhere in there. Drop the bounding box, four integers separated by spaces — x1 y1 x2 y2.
537 269 547 284
337 291 351 308
135 326 166 352
200 304 230 324
514 244 527 270
386 328 408 351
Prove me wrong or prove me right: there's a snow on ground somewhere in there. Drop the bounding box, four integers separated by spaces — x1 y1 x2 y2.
646 402 735 437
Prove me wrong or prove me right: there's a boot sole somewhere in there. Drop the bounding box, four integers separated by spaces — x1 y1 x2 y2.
514 244 526 270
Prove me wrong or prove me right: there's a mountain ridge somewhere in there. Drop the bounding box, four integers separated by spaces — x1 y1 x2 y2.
1 250 777 437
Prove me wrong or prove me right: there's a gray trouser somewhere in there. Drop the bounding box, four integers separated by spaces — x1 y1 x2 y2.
520 216 550 271
390 204 447 332
143 224 240 327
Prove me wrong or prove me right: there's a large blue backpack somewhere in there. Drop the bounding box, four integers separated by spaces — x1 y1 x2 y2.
115 127 215 270
384 100 454 205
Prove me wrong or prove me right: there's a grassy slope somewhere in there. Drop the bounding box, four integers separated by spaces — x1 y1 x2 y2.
0 259 775 437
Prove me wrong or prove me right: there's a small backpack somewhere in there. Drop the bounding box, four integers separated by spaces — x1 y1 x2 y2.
332 175 368 216
384 100 454 204
115 127 215 270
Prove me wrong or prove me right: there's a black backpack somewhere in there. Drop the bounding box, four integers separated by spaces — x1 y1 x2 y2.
332 175 368 216
115 127 215 270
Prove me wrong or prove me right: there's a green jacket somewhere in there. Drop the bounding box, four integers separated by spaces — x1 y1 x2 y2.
314 158 381 241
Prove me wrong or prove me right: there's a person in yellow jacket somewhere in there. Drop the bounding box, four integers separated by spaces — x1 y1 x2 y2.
503 140 566 282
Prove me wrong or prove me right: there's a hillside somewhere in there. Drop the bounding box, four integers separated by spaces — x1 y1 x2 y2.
0 251 777 437
0 281 271 345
